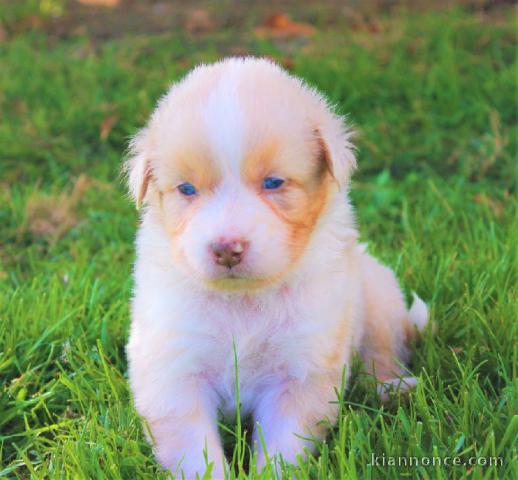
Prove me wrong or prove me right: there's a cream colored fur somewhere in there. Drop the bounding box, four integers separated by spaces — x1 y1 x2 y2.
124 57 428 479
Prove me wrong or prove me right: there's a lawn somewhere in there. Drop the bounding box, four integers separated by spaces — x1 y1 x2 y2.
0 1 516 478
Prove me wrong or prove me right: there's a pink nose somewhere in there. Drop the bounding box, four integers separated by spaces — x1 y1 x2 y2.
210 239 248 269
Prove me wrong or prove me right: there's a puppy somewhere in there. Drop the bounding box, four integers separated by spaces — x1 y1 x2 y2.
125 57 428 478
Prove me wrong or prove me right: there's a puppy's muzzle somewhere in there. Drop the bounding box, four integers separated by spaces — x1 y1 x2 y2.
210 239 248 269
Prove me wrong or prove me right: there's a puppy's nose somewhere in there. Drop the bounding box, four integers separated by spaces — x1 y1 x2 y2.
210 240 248 269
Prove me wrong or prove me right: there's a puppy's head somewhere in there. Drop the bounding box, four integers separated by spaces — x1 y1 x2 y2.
126 58 355 290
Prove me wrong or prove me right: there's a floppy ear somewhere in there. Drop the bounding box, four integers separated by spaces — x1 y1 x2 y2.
314 114 356 188
124 129 153 209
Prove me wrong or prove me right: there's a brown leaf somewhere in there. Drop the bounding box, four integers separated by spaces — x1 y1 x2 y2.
184 9 215 35
229 46 250 57
474 192 503 218
264 13 291 29
23 175 93 242
0 23 7 43
77 0 120 6
255 13 316 39
100 115 118 140
281 56 295 70
366 19 382 33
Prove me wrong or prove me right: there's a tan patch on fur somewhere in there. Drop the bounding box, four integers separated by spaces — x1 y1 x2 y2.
360 300 404 381
155 148 221 196
283 175 331 261
324 318 350 369
136 163 152 209
243 137 334 262
260 170 331 262
359 253 411 381
176 151 220 192
149 148 221 253
160 196 206 267
242 139 280 183
314 129 339 185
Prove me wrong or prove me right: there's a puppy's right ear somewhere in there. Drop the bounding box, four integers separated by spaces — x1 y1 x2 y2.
314 115 356 189
124 129 152 210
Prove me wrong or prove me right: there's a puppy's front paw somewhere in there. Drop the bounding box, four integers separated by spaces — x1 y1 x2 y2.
139 386 226 479
175 458 226 480
376 375 418 401
253 380 337 473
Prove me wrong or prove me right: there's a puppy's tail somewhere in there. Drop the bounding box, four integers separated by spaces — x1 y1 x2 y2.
406 292 431 340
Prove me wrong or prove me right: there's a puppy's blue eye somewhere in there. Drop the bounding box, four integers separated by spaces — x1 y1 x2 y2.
262 176 285 190
178 183 197 196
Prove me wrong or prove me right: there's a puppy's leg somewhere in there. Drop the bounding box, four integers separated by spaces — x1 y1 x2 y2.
253 373 340 470
138 381 225 479
358 252 428 386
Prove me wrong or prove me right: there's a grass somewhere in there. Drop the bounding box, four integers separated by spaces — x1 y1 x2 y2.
1 2 517 478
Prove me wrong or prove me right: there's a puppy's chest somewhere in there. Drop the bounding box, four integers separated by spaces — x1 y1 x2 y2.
194 296 316 413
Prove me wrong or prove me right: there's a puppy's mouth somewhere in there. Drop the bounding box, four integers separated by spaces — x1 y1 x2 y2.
210 269 252 284
206 269 279 291
221 271 240 279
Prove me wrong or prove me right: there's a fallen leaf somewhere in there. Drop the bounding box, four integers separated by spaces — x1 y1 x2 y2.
474 192 503 217
25 15 43 30
229 46 250 57
366 19 382 33
353 19 382 34
77 0 120 6
184 9 215 35
0 23 7 42
100 115 118 140
281 56 295 70
264 13 291 29
22 175 92 241
255 13 315 39
344 9 383 35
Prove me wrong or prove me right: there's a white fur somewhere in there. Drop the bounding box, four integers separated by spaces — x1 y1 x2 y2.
410 292 429 332
204 73 244 175
125 57 429 479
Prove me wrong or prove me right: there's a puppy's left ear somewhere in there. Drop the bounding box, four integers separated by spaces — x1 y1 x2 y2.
314 114 356 188
124 128 153 210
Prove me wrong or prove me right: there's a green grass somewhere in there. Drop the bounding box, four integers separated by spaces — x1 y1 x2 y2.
1 3 517 479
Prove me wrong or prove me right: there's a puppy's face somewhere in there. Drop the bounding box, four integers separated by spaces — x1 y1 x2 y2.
153 131 331 290
127 59 355 290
